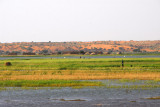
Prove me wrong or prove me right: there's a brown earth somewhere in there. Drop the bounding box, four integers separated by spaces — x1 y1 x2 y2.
0 40 159 53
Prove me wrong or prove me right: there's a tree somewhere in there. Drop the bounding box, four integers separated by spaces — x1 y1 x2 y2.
79 50 85 55
133 48 141 52
27 47 33 52
41 49 49 54
58 51 62 55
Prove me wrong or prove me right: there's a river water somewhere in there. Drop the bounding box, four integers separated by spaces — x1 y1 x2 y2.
0 55 160 60
0 80 160 107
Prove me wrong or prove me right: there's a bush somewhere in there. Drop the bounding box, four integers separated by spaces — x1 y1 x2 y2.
5 62 12 66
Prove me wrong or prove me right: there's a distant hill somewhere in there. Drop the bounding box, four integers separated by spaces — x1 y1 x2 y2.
0 40 159 55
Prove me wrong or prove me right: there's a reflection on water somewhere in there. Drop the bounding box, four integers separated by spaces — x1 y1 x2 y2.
0 80 160 107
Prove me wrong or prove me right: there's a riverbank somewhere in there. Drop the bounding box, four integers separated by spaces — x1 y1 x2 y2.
0 58 159 85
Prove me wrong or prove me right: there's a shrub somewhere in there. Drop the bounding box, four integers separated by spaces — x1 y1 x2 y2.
5 62 12 66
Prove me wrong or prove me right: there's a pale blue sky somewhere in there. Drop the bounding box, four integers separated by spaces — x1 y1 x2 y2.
0 0 160 43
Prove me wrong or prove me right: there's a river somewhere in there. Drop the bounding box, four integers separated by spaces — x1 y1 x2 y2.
0 55 160 60
0 80 160 107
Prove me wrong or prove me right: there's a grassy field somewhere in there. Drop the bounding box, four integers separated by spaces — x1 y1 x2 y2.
0 58 160 87
0 80 102 87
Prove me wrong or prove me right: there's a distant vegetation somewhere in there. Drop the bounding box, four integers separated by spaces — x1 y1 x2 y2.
0 40 159 55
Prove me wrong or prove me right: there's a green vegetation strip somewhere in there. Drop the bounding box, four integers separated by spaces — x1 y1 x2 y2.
0 80 103 87
0 58 160 71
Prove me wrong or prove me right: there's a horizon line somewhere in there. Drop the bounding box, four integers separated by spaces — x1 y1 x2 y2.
1 40 160 43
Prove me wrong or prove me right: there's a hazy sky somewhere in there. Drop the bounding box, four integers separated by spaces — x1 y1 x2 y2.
0 0 160 42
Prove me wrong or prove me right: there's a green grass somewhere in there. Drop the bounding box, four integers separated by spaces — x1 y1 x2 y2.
0 58 159 72
0 58 160 76
0 57 160 87
0 80 103 87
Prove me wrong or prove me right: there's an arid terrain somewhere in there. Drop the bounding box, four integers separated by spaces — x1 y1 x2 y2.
0 40 159 55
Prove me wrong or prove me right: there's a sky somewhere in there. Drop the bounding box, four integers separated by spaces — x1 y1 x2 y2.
0 0 160 43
